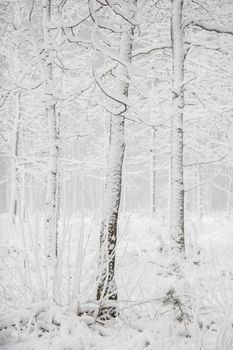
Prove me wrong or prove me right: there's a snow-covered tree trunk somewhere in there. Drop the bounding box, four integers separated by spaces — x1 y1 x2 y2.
96 16 135 317
150 81 157 217
197 165 203 225
11 93 21 224
170 0 185 255
42 0 59 298
151 128 157 217
149 127 157 217
227 166 232 216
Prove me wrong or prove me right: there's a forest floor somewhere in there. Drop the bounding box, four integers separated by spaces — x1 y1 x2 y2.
0 213 233 350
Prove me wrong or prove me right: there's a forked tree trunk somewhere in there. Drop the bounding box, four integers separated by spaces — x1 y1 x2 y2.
170 0 185 255
96 6 136 317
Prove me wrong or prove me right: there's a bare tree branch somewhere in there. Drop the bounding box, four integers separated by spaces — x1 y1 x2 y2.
183 19 233 35
184 156 226 168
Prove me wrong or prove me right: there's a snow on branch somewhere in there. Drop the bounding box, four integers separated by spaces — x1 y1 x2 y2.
132 43 171 58
104 0 139 27
57 81 95 102
184 156 226 168
92 33 128 69
184 19 233 35
93 67 127 113
184 172 221 192
46 6 102 30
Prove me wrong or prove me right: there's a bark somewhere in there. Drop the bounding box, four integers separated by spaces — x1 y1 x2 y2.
11 93 21 224
150 81 156 217
197 165 203 224
151 127 156 217
227 166 232 216
170 0 185 255
96 5 135 317
42 0 59 298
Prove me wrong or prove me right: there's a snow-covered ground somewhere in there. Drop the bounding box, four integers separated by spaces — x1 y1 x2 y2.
1 213 233 350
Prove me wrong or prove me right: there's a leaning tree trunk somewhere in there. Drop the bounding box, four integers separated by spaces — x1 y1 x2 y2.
170 0 185 256
42 0 59 299
96 14 135 318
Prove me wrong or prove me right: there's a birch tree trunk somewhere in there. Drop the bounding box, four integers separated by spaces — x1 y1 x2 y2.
197 164 203 225
150 81 156 217
227 166 232 216
96 11 135 318
42 0 59 298
11 93 21 224
151 127 157 217
170 0 185 255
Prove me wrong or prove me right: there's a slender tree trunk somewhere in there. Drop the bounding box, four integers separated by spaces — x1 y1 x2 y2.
150 81 157 217
96 11 135 318
170 0 185 255
122 162 127 214
197 165 203 225
20 143 26 222
42 0 59 299
11 93 21 224
227 166 232 216
151 127 156 217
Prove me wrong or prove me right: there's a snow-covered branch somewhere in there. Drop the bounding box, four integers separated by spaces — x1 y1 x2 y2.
184 19 233 35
